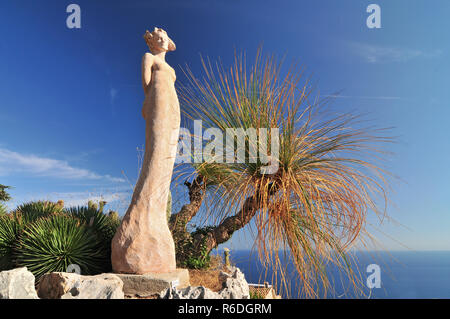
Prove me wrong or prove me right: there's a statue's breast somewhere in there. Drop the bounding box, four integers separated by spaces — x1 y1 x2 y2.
152 59 176 82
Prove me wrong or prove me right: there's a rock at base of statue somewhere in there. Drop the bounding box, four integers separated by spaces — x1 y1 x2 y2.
159 267 250 299
217 266 250 299
37 272 124 299
160 285 220 299
115 268 190 297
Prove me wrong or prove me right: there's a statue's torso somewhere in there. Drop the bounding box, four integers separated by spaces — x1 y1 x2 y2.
142 56 180 128
149 56 176 84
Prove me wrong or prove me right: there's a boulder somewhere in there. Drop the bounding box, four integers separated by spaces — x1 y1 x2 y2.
160 285 220 299
0 267 39 299
160 266 250 299
37 272 124 299
218 267 250 299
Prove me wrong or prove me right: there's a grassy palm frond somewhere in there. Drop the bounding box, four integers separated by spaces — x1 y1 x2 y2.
175 48 392 298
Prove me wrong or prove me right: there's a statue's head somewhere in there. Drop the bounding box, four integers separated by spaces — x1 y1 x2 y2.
144 27 176 53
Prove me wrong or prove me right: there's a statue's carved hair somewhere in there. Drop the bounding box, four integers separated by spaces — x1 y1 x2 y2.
143 27 176 52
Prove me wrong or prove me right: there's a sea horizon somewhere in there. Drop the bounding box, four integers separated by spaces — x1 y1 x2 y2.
215 249 450 299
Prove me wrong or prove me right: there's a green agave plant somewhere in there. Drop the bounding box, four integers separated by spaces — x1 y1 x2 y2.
0 215 20 270
64 205 121 273
14 214 109 281
13 200 63 225
0 200 63 272
0 203 7 215
64 206 120 244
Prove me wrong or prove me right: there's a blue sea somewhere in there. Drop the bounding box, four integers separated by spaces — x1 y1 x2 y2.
228 250 450 299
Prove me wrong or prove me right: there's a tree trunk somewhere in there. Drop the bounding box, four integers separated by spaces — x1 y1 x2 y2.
191 183 277 254
170 176 277 267
169 175 205 232
169 175 206 266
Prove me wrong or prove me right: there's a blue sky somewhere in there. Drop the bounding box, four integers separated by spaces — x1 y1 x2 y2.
0 0 449 251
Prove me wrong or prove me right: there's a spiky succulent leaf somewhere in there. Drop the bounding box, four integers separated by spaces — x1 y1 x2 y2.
0 203 7 216
0 215 20 270
13 201 63 225
14 215 109 280
64 206 119 243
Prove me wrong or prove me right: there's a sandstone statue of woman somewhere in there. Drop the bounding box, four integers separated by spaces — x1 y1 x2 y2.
111 27 180 274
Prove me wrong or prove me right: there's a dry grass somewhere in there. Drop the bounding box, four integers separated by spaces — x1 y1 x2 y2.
188 268 224 292
188 254 227 292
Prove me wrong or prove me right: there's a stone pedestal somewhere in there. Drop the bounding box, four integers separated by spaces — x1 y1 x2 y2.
115 269 190 297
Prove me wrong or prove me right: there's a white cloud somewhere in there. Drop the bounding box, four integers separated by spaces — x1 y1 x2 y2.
350 42 443 63
0 148 125 183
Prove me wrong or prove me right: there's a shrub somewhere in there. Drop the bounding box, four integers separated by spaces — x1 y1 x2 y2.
0 184 11 202
183 236 211 269
249 290 265 299
0 200 121 278
0 215 20 270
14 214 109 281
0 200 63 271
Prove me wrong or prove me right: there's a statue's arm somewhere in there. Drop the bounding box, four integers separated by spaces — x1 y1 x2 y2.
141 52 153 93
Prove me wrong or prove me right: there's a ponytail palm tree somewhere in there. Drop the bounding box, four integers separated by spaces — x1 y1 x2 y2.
170 49 391 298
